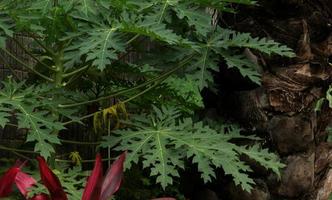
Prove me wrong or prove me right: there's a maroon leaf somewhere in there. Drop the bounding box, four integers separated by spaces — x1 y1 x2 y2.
37 157 68 200
82 153 103 200
15 171 37 197
30 193 51 200
99 151 126 200
0 166 20 197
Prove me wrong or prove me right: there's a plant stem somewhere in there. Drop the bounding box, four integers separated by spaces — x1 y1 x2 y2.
0 53 23 82
122 79 162 104
2 49 54 82
55 158 115 163
29 33 55 56
0 145 38 154
65 66 89 86
62 77 166 126
63 65 90 78
126 34 140 45
60 139 100 145
62 112 95 125
54 51 64 87
10 151 33 161
12 37 55 71
59 54 194 108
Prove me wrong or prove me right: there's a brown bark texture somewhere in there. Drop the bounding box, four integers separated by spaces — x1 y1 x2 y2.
215 0 332 199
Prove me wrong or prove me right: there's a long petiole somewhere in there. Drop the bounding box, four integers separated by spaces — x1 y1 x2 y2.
62 76 166 126
29 33 55 56
12 37 55 71
59 54 194 108
60 139 100 145
2 49 54 82
126 34 140 45
63 65 90 78
0 53 24 82
55 158 115 163
122 79 162 104
0 144 38 154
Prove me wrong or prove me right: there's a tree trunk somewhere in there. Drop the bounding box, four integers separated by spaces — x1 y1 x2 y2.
214 0 332 199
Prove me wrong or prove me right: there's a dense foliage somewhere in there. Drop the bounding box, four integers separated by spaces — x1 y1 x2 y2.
0 0 295 197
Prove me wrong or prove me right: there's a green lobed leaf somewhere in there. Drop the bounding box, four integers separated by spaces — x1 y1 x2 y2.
0 79 68 159
101 106 284 191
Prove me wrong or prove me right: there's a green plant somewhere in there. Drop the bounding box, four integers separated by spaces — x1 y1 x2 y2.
0 152 126 200
101 106 284 191
0 0 294 194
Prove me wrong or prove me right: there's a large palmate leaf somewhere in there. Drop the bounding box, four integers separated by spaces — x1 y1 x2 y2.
69 26 126 71
165 75 204 108
174 3 212 36
189 47 219 90
0 79 67 159
221 51 261 84
215 28 295 57
56 166 87 200
74 0 97 16
184 27 295 87
120 14 187 45
101 106 284 191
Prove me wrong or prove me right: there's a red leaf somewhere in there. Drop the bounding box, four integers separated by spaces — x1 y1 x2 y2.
37 157 68 200
82 153 103 200
99 152 126 200
15 171 37 197
0 166 20 197
30 193 51 200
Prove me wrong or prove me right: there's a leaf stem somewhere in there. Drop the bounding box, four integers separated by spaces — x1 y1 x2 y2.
29 33 55 56
62 65 90 78
1 49 54 82
12 37 55 71
126 34 140 45
62 78 166 126
0 145 38 154
54 51 64 87
0 53 24 82
59 54 194 108
60 139 100 145
122 79 162 104
55 158 115 163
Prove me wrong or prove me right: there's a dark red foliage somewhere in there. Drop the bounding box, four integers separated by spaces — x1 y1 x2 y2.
0 166 20 197
37 157 68 200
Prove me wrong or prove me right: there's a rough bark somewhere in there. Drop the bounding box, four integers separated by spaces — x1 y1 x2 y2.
214 0 332 199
